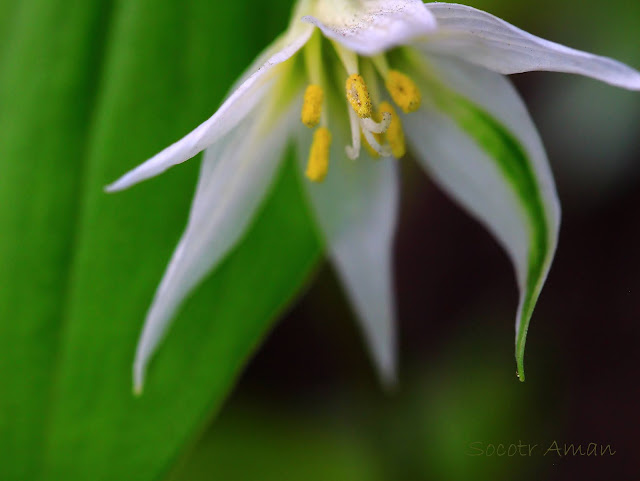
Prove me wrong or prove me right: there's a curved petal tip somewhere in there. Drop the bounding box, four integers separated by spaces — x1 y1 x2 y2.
133 362 145 397
104 179 128 193
424 3 640 91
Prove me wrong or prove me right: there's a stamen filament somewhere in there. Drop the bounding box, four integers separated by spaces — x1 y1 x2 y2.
362 127 392 158
304 30 323 86
372 54 391 77
345 107 361 160
332 41 359 75
302 32 327 128
361 59 382 106
362 133 380 159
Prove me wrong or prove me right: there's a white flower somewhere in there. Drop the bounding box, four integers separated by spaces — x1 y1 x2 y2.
106 0 640 393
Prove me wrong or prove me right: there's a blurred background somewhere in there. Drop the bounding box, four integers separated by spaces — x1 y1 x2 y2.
1 0 638 480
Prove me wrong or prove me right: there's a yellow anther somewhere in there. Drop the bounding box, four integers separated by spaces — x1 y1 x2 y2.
379 102 406 158
386 70 421 113
301 85 324 128
346 74 372 118
306 127 331 182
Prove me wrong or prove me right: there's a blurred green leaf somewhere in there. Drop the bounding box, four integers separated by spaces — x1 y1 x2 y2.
0 0 321 479
0 0 114 478
42 155 319 481
169 405 385 481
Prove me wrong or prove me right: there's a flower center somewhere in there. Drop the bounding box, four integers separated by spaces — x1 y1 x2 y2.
300 33 421 182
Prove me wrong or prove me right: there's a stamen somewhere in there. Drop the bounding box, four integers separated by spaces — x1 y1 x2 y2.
306 127 332 182
386 70 421 113
301 85 324 128
332 41 359 75
379 102 406 158
346 74 372 118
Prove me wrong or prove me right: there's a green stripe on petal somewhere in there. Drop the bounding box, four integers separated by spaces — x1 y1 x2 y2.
437 91 549 381
405 53 559 381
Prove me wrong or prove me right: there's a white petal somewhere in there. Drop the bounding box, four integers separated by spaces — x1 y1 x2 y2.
302 0 437 56
422 3 640 90
132 97 301 393
106 24 313 192
297 107 400 386
405 54 560 380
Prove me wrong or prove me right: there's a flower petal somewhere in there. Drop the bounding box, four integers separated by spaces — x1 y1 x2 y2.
302 0 437 56
105 24 313 192
297 104 399 386
405 54 560 380
422 3 640 90
132 96 301 392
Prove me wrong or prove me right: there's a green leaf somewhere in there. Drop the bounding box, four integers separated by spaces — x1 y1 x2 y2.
0 0 114 478
43 155 319 480
0 0 321 479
